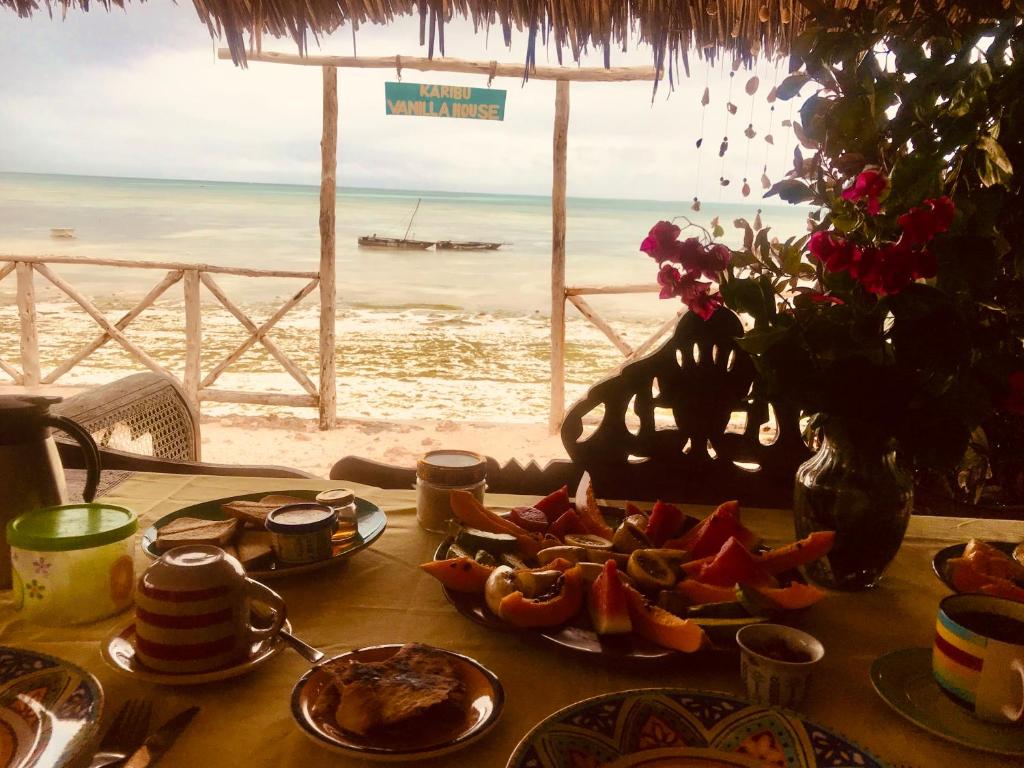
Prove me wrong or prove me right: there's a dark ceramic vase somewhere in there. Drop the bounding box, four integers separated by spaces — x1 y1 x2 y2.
793 419 912 590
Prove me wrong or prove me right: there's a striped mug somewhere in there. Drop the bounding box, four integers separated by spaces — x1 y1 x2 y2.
135 545 286 674
933 593 1024 724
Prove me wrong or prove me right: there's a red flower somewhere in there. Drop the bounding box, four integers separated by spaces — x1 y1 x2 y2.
678 240 730 280
641 221 682 262
841 169 888 215
808 231 859 273
897 196 955 248
657 263 683 299
807 292 844 305
675 237 707 270
850 245 886 294
675 277 722 319
1004 372 1024 415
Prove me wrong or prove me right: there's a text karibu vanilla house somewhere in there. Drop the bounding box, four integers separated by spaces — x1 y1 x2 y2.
385 82 507 121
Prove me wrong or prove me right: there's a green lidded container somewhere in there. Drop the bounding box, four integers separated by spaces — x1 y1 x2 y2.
8 504 138 626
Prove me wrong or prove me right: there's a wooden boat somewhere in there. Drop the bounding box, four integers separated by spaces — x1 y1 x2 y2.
358 199 434 250
358 235 434 250
50 228 75 239
435 240 503 251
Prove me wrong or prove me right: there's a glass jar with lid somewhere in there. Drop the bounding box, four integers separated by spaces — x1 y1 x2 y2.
416 450 487 533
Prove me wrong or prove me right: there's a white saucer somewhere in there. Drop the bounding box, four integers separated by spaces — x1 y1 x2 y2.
101 619 291 685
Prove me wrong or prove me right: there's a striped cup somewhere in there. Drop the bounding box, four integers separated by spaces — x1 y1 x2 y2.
136 545 286 674
933 593 1024 724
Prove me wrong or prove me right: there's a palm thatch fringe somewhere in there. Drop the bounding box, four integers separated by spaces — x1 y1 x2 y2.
1 1 979 76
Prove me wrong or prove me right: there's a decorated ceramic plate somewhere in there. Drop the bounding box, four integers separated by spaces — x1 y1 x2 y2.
0 646 103 768
433 539 763 660
142 490 386 579
871 647 1024 756
101 618 292 686
291 644 503 761
932 540 1021 592
506 688 887 768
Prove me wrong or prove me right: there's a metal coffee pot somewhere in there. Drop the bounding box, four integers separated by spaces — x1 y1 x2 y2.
0 396 101 587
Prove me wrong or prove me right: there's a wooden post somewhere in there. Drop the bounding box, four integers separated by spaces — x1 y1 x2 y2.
549 80 570 434
183 269 202 408
16 262 40 387
319 65 338 430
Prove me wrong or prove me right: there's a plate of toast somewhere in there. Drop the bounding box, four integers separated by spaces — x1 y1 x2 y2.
141 490 387 579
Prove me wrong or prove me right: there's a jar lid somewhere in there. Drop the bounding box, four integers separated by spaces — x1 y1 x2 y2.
416 449 487 486
7 504 137 552
265 503 336 534
316 488 355 507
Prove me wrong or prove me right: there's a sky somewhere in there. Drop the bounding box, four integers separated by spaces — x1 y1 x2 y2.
0 5 800 202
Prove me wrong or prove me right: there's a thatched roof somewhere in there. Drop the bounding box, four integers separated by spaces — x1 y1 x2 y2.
3 1 981 75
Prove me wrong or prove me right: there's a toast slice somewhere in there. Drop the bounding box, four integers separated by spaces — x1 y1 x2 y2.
222 495 307 527
329 643 464 735
236 529 274 570
155 517 238 551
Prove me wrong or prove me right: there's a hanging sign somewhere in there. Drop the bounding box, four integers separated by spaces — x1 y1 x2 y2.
384 82 506 121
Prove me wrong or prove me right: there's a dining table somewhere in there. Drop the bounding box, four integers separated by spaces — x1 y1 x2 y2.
2 470 1023 768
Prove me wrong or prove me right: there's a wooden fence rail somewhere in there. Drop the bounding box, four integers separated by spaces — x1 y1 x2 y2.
0 255 333 423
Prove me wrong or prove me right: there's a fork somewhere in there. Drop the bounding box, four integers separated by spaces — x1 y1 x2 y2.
89 698 153 768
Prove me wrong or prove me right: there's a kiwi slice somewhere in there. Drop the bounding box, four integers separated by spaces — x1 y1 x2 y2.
627 550 678 591
564 534 613 550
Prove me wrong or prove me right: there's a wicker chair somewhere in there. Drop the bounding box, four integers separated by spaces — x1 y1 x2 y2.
54 372 314 479
54 372 200 462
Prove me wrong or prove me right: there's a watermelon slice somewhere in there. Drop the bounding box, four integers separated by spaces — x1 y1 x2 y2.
534 486 573 522
697 537 777 587
644 501 685 547
665 500 760 558
588 560 632 635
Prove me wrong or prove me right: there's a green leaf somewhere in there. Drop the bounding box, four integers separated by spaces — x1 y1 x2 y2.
765 179 816 204
977 136 1013 187
735 327 792 355
720 277 766 320
777 73 810 101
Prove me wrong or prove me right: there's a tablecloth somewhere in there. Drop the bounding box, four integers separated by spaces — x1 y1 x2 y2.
2 472 1023 768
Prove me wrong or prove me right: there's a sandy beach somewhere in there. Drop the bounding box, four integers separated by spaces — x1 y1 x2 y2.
199 413 567 476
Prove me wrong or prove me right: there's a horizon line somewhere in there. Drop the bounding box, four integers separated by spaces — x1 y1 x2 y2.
0 169 795 210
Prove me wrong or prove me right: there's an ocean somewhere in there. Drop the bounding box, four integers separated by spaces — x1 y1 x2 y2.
0 172 809 422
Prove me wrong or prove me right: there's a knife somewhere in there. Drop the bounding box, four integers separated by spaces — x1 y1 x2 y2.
122 706 200 768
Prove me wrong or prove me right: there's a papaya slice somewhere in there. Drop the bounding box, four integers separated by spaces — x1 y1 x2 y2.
534 486 573 522
450 491 543 558
675 579 739 605
420 557 494 593
741 582 826 613
588 560 632 635
978 579 1024 603
697 537 777 587
623 585 705 652
757 531 835 575
963 539 1024 582
573 472 615 540
497 565 584 628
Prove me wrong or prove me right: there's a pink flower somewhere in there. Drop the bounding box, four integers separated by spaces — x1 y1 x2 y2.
841 170 888 215
675 276 722 319
641 221 682 262
807 292 844 305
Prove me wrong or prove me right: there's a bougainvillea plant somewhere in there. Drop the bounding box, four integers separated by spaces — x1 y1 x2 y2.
641 169 972 471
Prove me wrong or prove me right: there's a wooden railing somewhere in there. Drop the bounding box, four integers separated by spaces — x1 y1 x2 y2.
0 254 335 424
549 279 686 432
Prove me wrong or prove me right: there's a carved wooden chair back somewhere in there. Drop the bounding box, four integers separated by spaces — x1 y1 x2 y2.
560 309 809 507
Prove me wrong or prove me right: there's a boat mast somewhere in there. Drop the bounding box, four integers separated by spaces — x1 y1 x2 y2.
403 198 421 241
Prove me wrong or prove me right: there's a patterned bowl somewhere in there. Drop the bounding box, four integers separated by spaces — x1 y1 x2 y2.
507 688 886 768
0 647 103 768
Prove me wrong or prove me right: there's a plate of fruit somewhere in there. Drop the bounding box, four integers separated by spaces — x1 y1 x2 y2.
421 473 835 658
933 538 1024 602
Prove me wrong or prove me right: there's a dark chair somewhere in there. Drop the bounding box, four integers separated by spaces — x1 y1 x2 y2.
330 310 809 506
561 310 808 506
